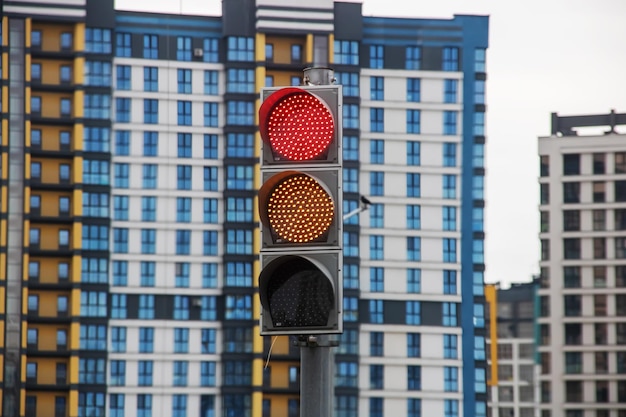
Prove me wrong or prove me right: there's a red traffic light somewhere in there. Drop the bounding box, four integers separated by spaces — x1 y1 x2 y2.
259 88 335 162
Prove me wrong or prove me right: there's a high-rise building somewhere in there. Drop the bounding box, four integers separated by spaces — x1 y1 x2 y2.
537 110 626 417
0 1 488 416
486 281 540 417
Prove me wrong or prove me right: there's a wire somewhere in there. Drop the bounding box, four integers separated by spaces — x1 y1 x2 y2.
264 336 278 369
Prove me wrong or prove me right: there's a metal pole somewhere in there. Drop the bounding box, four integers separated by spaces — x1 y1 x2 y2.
299 67 337 417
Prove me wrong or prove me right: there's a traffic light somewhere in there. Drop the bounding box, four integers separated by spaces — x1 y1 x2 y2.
258 85 343 335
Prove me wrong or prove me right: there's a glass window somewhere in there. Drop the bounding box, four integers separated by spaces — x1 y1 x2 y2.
407 268 421 293
343 135 359 161
444 79 457 103
370 108 384 132
406 46 421 70
205 70 219 94
177 68 192 94
336 72 359 96
177 133 192 158
116 65 130 90
144 99 158 124
334 40 359 65
85 28 112 54
443 111 457 135
443 238 457 263
407 109 420 133
407 78 420 102
227 36 254 61
204 102 218 127
114 130 129 155
144 66 158 91
143 34 158 59
177 36 192 61
443 47 459 71
205 134 219 159
475 79 485 104
177 100 191 125
370 172 384 196
344 103 359 129
407 205 420 229
406 301 421 325
407 365 421 390
370 76 384 100
115 98 130 123
407 173 420 197
370 139 384 164
142 164 157 189
115 32 131 57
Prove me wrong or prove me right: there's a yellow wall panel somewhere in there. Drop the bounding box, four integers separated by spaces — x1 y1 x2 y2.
70 322 80 350
74 23 85 52
74 91 84 119
266 35 305 65
74 57 85 85
35 91 74 118
31 191 73 217
255 33 266 61
328 34 334 63
32 23 75 52
69 356 79 384
306 34 313 63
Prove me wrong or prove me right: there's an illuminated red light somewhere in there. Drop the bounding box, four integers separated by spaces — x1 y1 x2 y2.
260 88 335 161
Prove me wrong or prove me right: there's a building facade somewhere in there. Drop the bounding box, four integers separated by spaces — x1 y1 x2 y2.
537 110 626 417
0 1 489 416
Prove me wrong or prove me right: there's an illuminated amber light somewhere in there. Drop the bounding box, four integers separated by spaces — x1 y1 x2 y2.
265 92 334 161
267 174 334 243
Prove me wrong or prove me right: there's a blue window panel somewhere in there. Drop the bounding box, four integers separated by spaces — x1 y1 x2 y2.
443 270 457 294
82 225 109 251
336 72 359 97
226 133 253 158
201 361 217 386
31 96 41 113
204 70 219 95
81 258 108 283
370 172 384 196
370 332 383 357
205 134 219 159
141 229 156 254
226 68 254 93
85 28 112 54
204 230 219 255
116 65 130 90
226 165 252 190
113 163 128 188
113 228 128 253
443 302 458 326
177 133 192 158
110 361 126 387
407 268 421 293
406 46 421 70
473 207 484 232
370 108 384 132
140 262 155 287
475 336 486 360
443 175 457 199
474 271 485 295
476 402 487 417
143 34 158 59
143 131 158 156
444 366 458 392
138 295 155 319
177 36 192 61
343 135 359 161
442 47 459 71
443 111 457 135
444 334 458 359
177 165 192 190
173 361 188 387
202 263 218 288
79 324 107 350
204 198 219 223
407 141 420 166
369 300 383 324
175 262 190 288
407 78 420 102
176 197 191 222
407 173 420 197
407 365 421 390
200 296 217 319
113 196 128 220
84 126 110 153
343 297 358 322
407 333 420 358
473 143 485 167
475 79 486 104
85 61 111 86
174 296 190 320
406 301 420 325
474 303 485 328
79 392 105 416
334 40 359 65
226 229 252 255
115 98 130 123
143 66 158 92
204 166 219 191
144 99 158 124
226 197 252 222
443 142 457 167
370 397 383 417
343 104 359 129
344 231 359 257
369 45 383 69
111 294 127 319
226 101 254 125
370 139 384 164
370 76 384 100
225 295 252 319
445 400 459 417
342 264 359 291
111 327 126 352
83 192 109 218
177 69 192 94
203 37 219 62
138 360 153 386
201 328 216 353
443 206 457 231
177 101 192 126
444 79 458 103
475 48 487 72
227 36 254 61
112 261 127 286
176 230 191 255
407 237 421 261
370 267 384 292
407 109 420 134
407 204 420 229
473 175 484 200
114 130 128 155
474 112 485 136
369 235 384 260
174 328 189 353
142 164 157 189
204 102 219 127
369 203 383 228
115 32 131 57
475 369 487 393
337 361 358 387
226 261 252 287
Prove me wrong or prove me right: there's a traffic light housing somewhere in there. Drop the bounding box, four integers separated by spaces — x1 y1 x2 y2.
258 85 343 335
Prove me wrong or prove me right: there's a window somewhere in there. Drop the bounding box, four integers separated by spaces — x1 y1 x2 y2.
143 34 158 58
144 66 158 91
370 365 383 389
444 334 458 359
224 230 249 254
227 101 253 125
60 98 72 116
474 112 485 135
444 400 459 417
114 130 129 155
84 192 109 218
86 61 112 86
444 79 458 103
370 267 384 292
115 98 130 123
370 139 384 164
444 270 457 294
177 101 191 125
406 46 421 69
443 47 459 71
141 229 156 254
109 394 124 417
370 235 384 260
84 94 110 119
177 36 192 61
443 175 456 198
226 68 254 94
110 360 126 386
138 295 155 319
444 367 458 391
203 37 219 62
138 327 154 353
368 203 383 228
113 228 128 253
113 196 128 220
142 164 157 189
174 296 190 320
474 143 485 167
406 141 420 165
407 268 421 293
406 300 421 325
370 76 384 100
370 332 384 356
407 78 420 102
369 300 383 324
227 36 254 61
443 111 457 135
334 40 359 65
174 328 189 353
111 294 126 319
116 32 131 57
204 102 218 127
475 48 486 71
406 204 421 229
80 324 106 350
177 165 192 190
138 360 153 386
475 79 485 104
407 366 421 390
82 225 109 251
201 361 216 386
144 99 158 124
443 238 457 263
141 131 158 156
173 361 188 387
177 68 192 93
85 28 112 54
563 154 580 175
443 142 457 167
616 181 626 202
205 134 219 158
370 172 384 196
564 238 581 259
407 173 420 197
176 230 191 255
443 302 457 326
112 261 127 286
407 109 420 133
344 103 359 129
336 72 359 96
116 65 130 90
78 392 105 417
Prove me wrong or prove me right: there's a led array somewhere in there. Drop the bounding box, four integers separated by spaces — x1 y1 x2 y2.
267 174 334 243
266 92 334 161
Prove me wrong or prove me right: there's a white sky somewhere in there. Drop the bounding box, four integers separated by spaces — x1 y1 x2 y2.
116 0 626 287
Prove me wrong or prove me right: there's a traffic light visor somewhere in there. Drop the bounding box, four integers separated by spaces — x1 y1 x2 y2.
259 87 335 162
